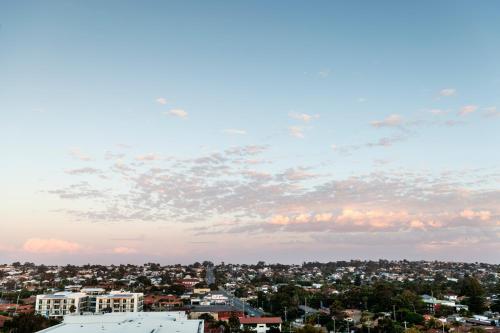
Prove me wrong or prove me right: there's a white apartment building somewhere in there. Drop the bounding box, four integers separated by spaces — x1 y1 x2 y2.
35 292 88 318
95 290 144 313
80 287 106 312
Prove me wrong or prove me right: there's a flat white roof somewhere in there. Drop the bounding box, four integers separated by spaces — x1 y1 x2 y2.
36 312 203 333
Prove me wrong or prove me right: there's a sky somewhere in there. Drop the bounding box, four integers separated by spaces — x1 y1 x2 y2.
1 0 500 264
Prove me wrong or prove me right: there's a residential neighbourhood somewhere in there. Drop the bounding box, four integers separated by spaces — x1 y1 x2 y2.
1 261 499 332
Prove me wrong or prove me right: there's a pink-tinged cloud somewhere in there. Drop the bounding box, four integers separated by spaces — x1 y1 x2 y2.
135 153 162 161
314 213 333 222
23 238 82 254
459 105 478 116
270 214 291 225
370 114 403 128
112 247 138 254
460 209 491 221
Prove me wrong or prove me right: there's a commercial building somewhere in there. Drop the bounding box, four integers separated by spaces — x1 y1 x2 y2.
35 311 204 333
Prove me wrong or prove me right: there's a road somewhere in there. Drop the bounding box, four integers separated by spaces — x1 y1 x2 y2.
203 265 264 317
218 289 265 317
205 265 215 285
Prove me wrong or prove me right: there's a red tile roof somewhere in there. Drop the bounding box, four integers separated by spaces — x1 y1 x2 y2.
240 317 282 324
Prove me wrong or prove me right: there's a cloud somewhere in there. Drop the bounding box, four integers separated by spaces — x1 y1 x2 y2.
135 153 162 161
314 213 333 222
336 134 408 154
270 215 291 225
69 148 93 161
225 145 268 156
460 209 491 221
371 114 403 128
48 181 107 199
289 126 305 138
427 109 449 116
65 167 101 175
278 167 317 181
165 109 188 118
483 106 499 118
459 105 478 116
289 112 320 122
23 238 81 253
112 247 138 254
222 129 247 135
49 144 500 255
156 97 168 105
318 69 331 78
439 88 456 97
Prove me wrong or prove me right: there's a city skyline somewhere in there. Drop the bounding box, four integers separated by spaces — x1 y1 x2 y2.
1 1 500 264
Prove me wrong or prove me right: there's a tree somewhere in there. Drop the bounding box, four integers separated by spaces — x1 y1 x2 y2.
69 304 76 313
295 325 323 333
460 277 486 314
3 313 60 333
228 313 241 332
469 328 486 333
199 313 216 325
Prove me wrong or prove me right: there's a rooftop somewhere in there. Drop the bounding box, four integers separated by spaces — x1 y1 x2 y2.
36 312 203 333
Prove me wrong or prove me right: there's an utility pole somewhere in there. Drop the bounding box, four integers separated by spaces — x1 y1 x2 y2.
403 321 407 331
393 305 396 321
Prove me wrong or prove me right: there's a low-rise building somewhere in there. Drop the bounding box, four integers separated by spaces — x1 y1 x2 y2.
35 311 203 333
35 292 88 318
239 317 282 333
95 290 143 313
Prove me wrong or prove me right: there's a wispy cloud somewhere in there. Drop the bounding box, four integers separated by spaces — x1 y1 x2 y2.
289 112 320 122
156 97 168 105
112 246 138 254
289 126 305 138
23 238 82 253
459 105 478 116
222 129 247 135
135 153 163 161
370 114 403 128
439 88 456 97
65 167 101 175
69 148 93 161
427 108 449 116
165 109 188 118
318 69 331 78
483 106 499 118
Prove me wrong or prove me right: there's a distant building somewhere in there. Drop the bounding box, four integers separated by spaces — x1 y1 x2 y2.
144 294 183 310
421 294 469 313
190 305 243 320
239 317 282 333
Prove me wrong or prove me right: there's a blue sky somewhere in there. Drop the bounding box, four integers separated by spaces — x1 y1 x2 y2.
1 1 499 264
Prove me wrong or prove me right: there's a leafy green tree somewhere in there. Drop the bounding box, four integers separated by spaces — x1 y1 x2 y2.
460 277 486 314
